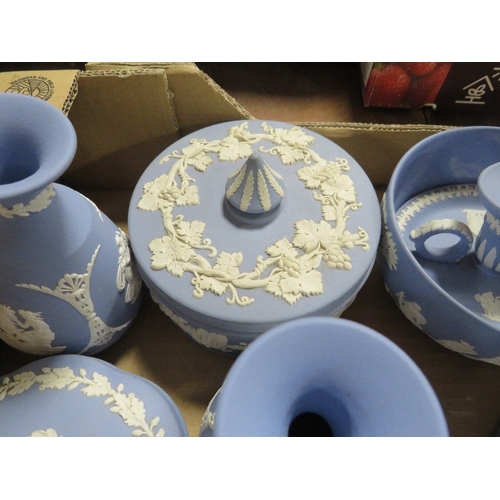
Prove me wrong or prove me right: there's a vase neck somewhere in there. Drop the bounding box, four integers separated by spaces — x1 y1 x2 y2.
0 93 77 210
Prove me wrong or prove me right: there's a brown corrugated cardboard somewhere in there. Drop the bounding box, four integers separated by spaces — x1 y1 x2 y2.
64 68 178 189
0 69 78 114
0 63 454 189
85 63 253 136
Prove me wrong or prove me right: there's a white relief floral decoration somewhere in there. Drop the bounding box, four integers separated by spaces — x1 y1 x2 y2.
0 366 165 437
397 185 478 232
138 122 370 307
16 245 130 354
150 292 247 353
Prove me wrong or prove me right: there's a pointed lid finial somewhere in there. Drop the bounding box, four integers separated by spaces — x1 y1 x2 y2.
225 153 285 225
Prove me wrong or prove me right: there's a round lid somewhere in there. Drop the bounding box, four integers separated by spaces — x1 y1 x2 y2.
129 120 380 332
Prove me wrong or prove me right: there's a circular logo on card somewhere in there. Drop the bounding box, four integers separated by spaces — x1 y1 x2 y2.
5 76 55 101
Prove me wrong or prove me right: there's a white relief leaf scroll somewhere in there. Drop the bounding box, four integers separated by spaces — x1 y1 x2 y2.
0 184 55 218
138 122 370 307
0 367 165 437
397 185 478 232
151 292 247 353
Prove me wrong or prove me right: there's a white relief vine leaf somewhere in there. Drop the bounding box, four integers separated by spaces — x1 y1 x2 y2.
265 253 323 305
186 150 213 172
293 220 337 254
219 136 253 161
139 122 370 307
196 275 228 296
273 144 305 165
321 175 357 204
0 367 165 436
176 220 206 247
148 235 194 276
215 251 243 276
265 237 297 259
176 185 200 206
322 204 338 222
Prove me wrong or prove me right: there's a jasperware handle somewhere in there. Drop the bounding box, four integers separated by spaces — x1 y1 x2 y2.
410 218 474 263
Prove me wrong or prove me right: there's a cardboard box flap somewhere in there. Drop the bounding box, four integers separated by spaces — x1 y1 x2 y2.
0 70 78 114
86 62 253 135
64 68 179 190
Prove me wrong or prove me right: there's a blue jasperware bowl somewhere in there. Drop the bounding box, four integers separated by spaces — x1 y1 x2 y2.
379 126 500 365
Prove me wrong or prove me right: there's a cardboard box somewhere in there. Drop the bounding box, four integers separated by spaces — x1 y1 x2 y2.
361 62 500 112
0 63 453 189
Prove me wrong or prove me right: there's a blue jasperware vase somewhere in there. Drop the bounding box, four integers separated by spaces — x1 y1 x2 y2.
0 93 142 355
200 317 448 437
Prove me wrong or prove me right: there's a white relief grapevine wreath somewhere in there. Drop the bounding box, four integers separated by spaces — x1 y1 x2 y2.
138 122 370 306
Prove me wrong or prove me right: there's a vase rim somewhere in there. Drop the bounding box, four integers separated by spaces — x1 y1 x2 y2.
213 317 449 436
0 93 77 205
